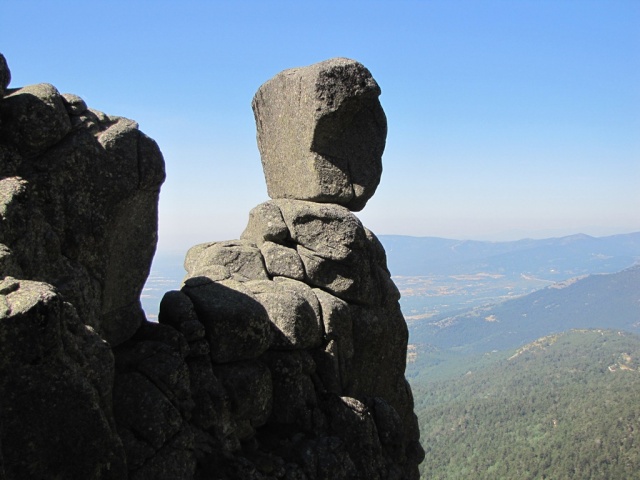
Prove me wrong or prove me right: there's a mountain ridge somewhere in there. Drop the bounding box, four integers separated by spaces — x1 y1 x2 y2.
409 264 640 353
380 231 640 277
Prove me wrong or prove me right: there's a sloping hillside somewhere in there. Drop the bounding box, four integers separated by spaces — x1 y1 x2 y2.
414 329 640 479
410 265 640 353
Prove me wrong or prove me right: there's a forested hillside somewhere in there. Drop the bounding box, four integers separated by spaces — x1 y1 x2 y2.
413 330 640 479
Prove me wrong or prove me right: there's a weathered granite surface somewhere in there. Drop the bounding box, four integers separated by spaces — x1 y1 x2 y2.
0 52 164 478
0 53 423 479
0 57 165 346
252 58 386 212
0 277 127 479
160 198 424 479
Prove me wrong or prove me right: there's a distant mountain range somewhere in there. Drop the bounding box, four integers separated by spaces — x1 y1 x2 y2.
379 232 640 279
144 232 640 324
409 264 640 353
390 233 640 478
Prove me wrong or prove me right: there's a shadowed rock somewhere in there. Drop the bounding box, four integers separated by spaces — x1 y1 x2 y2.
0 53 10 98
0 278 127 479
0 92 165 345
163 191 423 478
0 83 71 157
182 279 272 363
0 53 166 479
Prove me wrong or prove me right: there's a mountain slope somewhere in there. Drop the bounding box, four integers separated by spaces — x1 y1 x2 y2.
410 265 640 353
414 329 640 480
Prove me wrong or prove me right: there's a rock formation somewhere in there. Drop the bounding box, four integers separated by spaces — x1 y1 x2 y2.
157 58 424 479
0 52 164 478
0 54 423 480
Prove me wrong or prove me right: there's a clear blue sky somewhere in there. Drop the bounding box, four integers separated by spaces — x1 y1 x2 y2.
2 1 639 254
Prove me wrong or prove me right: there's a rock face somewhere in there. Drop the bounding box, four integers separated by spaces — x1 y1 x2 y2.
0 56 165 346
252 58 386 212
0 52 163 478
0 53 423 480
158 201 423 479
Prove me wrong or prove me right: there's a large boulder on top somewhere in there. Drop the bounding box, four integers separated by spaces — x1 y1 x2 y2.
252 57 387 212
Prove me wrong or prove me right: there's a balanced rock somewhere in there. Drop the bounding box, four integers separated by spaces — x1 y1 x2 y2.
156 58 423 479
252 57 387 212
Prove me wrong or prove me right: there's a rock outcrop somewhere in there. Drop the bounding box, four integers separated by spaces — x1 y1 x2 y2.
0 54 423 480
0 61 165 346
0 52 164 478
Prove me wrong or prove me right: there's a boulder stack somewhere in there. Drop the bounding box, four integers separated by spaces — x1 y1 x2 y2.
160 58 424 479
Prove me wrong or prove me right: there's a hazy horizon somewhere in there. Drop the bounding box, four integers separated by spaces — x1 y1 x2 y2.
151 227 640 259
